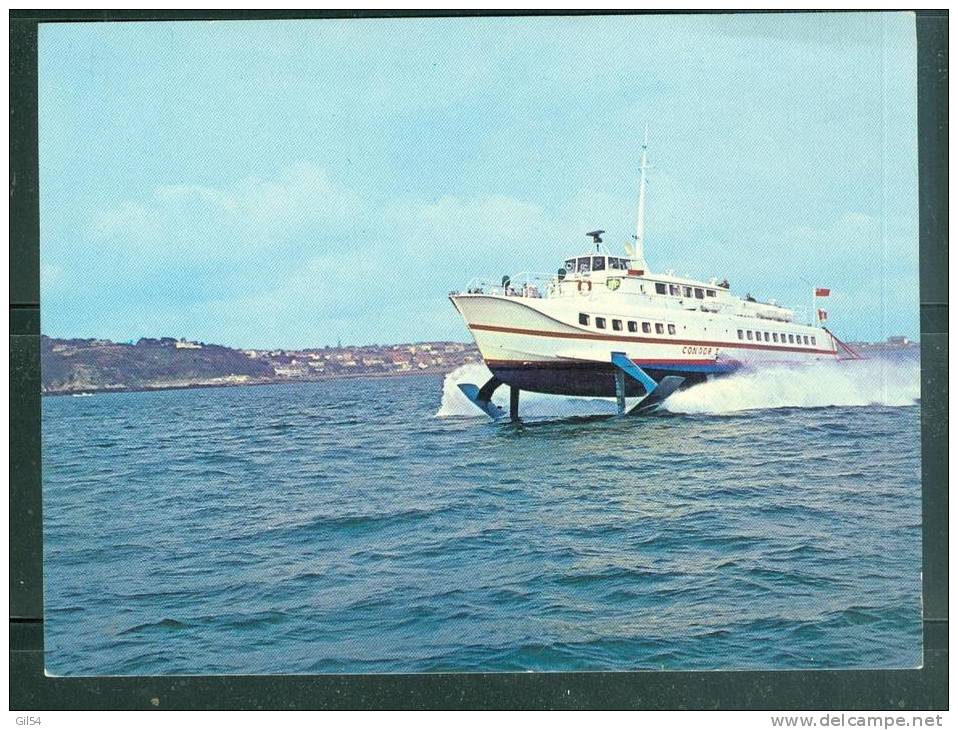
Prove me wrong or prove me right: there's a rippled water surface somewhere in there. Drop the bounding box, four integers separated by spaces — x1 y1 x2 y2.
43 356 922 674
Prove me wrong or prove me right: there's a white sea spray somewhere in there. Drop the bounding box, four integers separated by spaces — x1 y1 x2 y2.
436 358 920 418
664 358 920 415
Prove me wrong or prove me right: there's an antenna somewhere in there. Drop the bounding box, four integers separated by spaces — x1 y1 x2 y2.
631 126 651 272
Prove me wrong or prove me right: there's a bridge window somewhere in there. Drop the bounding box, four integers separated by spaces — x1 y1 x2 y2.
655 323 664 334
655 282 667 295
772 333 779 342
695 288 705 299
595 317 606 329
642 322 651 334
737 330 744 340
747 331 753 340
612 319 623 331
565 259 575 272
577 257 591 273
628 321 638 333
592 256 606 271
764 332 770 342
803 335 810 345
706 289 716 297
683 286 693 297
578 313 589 326
788 334 795 343
667 324 676 335
669 284 681 296
811 336 817 346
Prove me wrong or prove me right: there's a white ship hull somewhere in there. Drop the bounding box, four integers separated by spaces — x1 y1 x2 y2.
450 292 839 397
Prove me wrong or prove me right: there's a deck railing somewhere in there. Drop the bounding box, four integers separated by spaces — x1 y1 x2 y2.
455 272 558 298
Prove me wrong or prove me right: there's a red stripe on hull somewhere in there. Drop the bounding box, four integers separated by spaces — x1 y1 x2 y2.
469 322 836 356
483 358 719 366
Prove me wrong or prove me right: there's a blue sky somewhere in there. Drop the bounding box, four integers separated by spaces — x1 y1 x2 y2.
39 13 918 349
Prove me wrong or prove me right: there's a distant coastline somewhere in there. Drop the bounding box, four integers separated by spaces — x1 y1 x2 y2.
42 369 452 397
40 334 918 397
40 336 481 396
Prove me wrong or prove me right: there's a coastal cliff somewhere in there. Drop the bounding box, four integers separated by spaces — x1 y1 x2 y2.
40 336 480 395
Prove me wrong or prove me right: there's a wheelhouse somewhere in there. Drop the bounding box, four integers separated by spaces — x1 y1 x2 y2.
563 255 630 275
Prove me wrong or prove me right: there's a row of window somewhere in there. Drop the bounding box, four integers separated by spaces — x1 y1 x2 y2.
577 310 817 348
579 313 676 335
576 312 818 348
564 256 629 274
653 282 717 299
738 329 816 346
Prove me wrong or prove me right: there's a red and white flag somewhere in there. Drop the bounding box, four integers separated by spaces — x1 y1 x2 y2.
818 309 828 321
815 288 830 297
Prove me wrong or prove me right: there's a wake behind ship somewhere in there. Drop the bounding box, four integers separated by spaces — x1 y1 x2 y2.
449 134 861 420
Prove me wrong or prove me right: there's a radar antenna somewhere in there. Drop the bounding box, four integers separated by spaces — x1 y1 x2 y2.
586 230 605 250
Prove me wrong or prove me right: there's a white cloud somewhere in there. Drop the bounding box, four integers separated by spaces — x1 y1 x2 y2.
389 194 551 241
90 200 163 239
89 162 362 255
384 193 568 276
154 162 360 231
39 263 63 291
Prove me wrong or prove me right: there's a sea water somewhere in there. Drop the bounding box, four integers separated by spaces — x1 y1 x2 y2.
43 354 922 674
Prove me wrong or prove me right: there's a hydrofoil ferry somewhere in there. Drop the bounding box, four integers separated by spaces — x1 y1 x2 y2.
449 136 860 419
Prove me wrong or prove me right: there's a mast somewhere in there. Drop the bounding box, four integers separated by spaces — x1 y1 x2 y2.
631 127 651 273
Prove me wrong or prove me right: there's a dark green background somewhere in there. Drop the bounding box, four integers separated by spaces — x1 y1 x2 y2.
9 10 948 710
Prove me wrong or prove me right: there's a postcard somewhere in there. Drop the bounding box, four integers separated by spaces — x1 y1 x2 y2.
38 12 921 676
